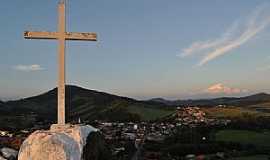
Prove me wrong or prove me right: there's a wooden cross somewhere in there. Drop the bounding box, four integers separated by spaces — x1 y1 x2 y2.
24 0 97 125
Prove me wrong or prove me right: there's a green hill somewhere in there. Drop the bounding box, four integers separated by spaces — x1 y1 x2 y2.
1 86 270 130
0 85 173 130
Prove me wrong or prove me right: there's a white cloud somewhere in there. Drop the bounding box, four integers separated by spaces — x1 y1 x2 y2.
13 64 44 72
180 4 270 66
181 21 239 58
204 83 247 95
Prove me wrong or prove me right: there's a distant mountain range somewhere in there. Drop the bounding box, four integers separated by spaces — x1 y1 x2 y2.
0 85 270 130
148 93 270 107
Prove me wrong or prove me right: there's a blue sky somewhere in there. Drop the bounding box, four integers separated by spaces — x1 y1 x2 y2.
1 0 270 100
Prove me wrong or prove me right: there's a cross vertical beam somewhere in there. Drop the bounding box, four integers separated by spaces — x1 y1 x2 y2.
23 0 97 126
58 1 66 125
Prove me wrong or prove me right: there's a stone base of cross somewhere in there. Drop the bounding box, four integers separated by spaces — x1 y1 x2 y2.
24 0 97 125
18 124 99 160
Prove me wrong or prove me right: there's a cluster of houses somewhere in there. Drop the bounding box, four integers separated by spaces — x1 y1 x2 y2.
0 106 232 160
175 107 207 125
0 131 12 138
0 130 25 159
173 107 231 127
0 130 26 151
94 106 232 160
94 121 175 159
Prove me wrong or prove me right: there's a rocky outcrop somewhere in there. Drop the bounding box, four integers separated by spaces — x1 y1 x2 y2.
0 147 18 160
0 155 7 160
82 132 111 160
18 124 98 160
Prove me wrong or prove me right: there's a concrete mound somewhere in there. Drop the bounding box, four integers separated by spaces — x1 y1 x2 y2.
18 124 98 160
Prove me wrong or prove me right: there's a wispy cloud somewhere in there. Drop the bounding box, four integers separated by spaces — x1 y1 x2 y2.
180 3 270 66
13 64 44 72
257 65 270 71
204 83 247 95
181 21 239 57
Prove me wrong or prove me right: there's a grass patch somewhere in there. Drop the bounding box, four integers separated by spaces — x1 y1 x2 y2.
215 129 270 147
247 103 270 115
248 102 270 109
127 105 174 121
232 155 269 160
202 107 260 119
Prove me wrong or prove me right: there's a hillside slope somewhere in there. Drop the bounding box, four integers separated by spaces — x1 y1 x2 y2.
0 85 173 129
148 93 270 107
1 86 270 130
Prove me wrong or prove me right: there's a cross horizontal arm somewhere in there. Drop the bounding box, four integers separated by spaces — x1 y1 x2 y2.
24 31 97 41
24 31 58 40
65 32 97 41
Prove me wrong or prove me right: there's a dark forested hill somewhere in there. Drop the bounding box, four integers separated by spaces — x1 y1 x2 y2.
1 85 270 130
0 85 172 130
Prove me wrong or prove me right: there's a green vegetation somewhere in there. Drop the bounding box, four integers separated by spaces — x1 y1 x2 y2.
127 105 174 121
201 106 270 125
233 155 269 160
82 132 112 160
2 85 270 129
202 107 260 119
215 129 270 147
247 102 270 115
0 86 176 128
0 115 36 130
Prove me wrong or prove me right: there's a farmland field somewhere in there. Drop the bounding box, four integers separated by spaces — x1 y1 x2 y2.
202 107 258 118
232 155 269 160
202 107 270 119
127 105 174 121
215 129 270 147
248 102 270 114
